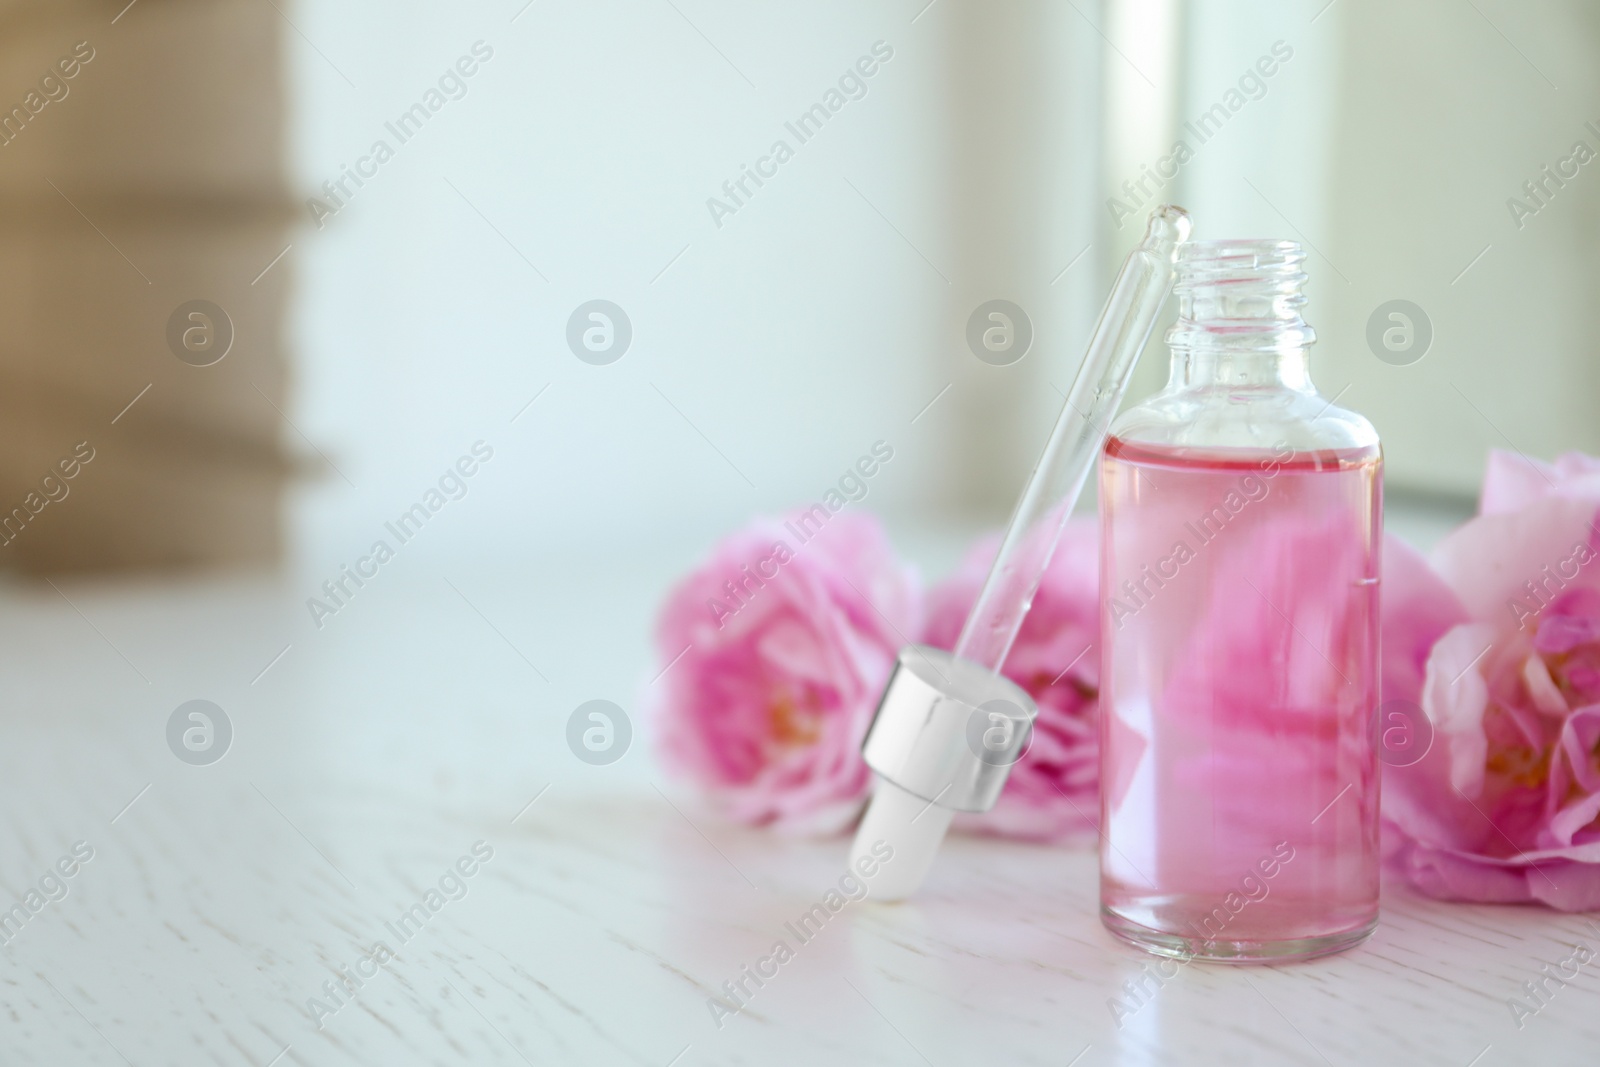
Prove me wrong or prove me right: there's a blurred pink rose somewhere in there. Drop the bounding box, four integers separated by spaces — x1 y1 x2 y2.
649 511 920 835
1379 534 1468 730
1384 450 1600 910
1089 495 1387 906
921 520 1100 842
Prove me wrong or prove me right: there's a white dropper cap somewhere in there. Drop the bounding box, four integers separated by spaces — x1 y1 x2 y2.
851 645 1036 902
852 779 954 901
850 206 1192 901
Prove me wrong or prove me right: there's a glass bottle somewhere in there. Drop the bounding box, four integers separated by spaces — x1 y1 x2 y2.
1098 240 1382 962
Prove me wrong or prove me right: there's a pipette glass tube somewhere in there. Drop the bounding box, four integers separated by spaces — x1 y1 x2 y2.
850 206 1192 900
953 205 1193 673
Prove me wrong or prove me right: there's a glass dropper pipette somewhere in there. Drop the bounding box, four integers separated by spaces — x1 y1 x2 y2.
849 205 1192 899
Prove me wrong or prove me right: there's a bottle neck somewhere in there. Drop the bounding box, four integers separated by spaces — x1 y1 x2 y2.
1164 240 1316 393
1171 348 1312 390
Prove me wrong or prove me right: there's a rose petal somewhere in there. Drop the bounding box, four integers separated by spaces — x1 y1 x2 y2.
1521 653 1568 718
1480 450 1561 516
649 511 921 834
922 517 1102 842
1430 495 1600 622
1559 704 1600 795
1428 623 1497 797
1393 841 1541 903
1535 596 1600 654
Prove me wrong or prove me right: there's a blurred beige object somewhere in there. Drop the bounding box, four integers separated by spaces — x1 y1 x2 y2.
0 0 295 572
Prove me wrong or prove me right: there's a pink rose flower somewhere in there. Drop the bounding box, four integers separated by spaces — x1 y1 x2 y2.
1383 450 1600 910
649 511 921 835
921 520 1100 842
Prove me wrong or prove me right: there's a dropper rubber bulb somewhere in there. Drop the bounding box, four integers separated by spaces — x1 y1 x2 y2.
851 206 1191 901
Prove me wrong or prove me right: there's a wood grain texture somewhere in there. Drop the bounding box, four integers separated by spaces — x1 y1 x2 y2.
0 569 1595 1066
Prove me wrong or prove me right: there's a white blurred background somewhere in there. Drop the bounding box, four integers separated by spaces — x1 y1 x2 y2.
265 0 1600 793
4 0 1597 799
286 0 1600 560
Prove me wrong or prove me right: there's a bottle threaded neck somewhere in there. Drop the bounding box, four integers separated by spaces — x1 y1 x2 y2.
1166 239 1315 354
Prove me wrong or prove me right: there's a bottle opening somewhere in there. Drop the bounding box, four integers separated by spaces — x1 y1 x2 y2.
1169 238 1314 352
1176 238 1304 280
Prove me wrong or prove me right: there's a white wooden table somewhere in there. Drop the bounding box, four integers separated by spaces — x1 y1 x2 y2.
3 529 1596 1067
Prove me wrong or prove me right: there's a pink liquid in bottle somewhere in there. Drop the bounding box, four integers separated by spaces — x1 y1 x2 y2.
1099 436 1382 961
